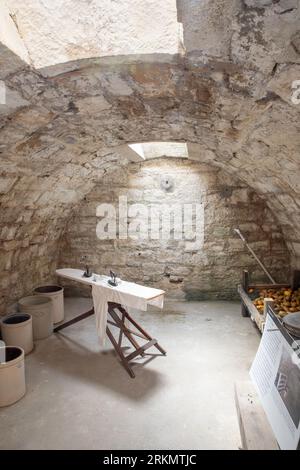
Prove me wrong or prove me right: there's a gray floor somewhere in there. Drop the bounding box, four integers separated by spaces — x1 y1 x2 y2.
0 298 260 450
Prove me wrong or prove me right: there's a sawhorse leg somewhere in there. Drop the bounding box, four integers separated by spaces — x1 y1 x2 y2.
54 303 166 379
107 302 166 378
54 307 95 332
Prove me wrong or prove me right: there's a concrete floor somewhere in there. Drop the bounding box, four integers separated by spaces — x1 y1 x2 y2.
0 298 260 450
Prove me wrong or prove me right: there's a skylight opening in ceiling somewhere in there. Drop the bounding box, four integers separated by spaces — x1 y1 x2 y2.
128 142 189 160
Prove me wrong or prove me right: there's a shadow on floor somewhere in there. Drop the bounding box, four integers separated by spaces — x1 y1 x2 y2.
36 331 167 401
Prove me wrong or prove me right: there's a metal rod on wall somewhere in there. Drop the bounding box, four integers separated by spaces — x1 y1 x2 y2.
234 228 276 285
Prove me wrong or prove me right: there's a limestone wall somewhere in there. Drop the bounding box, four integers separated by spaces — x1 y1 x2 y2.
0 1 299 311
59 159 291 300
0 209 63 314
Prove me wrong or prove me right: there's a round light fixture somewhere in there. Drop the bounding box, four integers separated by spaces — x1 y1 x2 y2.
160 175 174 191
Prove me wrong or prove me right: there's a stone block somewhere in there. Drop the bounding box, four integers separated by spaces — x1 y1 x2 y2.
0 177 17 194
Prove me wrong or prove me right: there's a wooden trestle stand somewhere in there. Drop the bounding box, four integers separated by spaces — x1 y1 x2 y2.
54 302 166 378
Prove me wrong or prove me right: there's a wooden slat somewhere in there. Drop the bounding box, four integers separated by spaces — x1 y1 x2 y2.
264 298 274 317
106 325 135 378
107 320 147 340
238 284 267 332
118 311 125 347
119 305 167 356
292 270 300 290
125 338 157 362
106 303 166 377
238 284 259 319
54 308 94 332
248 283 290 290
235 381 278 450
108 307 141 353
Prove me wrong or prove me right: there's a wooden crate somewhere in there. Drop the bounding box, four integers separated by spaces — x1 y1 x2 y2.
238 269 300 333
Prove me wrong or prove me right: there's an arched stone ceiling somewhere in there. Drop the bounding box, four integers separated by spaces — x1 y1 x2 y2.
5 0 182 68
0 0 300 312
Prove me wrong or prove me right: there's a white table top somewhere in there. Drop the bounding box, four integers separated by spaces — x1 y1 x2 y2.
56 268 165 301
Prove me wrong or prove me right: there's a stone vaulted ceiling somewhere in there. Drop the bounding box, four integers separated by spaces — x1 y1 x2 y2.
0 0 300 310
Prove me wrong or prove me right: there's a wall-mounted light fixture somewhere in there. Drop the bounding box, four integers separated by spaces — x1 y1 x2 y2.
160 175 174 191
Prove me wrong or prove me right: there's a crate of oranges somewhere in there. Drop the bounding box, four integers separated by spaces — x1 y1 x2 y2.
252 287 300 319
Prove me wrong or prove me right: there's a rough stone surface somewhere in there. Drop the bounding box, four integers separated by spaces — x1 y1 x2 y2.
59 159 291 300
0 1 299 312
6 0 181 68
0 1 30 65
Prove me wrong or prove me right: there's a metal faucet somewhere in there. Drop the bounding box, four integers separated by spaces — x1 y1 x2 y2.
81 255 92 278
